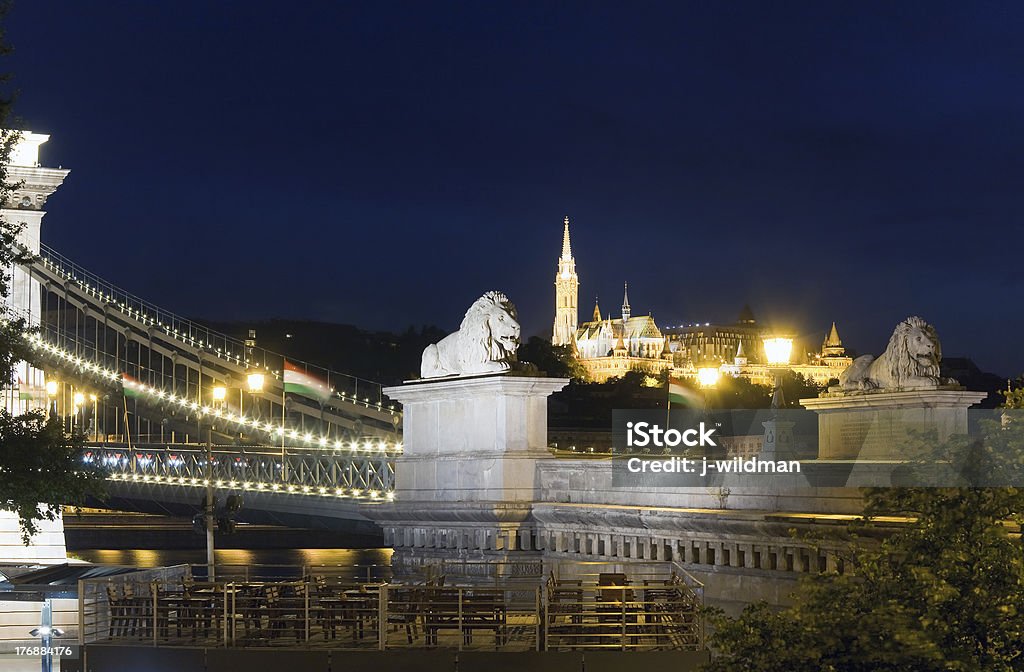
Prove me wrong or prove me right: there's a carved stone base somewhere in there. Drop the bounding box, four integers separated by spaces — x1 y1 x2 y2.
800 389 987 460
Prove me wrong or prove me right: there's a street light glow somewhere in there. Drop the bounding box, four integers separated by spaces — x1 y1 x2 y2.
73 392 85 406
45 380 58 397
212 386 227 402
697 366 720 388
763 337 793 366
247 372 265 393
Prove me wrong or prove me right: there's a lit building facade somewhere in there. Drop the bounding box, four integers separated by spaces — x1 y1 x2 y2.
552 216 578 347
551 218 672 382
1 131 68 414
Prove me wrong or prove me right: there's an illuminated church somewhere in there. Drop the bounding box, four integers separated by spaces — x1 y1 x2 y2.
552 216 853 386
552 217 672 381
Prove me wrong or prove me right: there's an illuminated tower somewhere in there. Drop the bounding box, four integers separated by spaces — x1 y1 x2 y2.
1 132 69 413
552 216 579 346
621 282 631 322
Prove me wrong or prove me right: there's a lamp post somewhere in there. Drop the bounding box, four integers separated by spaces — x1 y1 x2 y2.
89 394 98 442
762 337 793 410
206 385 226 582
762 336 795 458
45 380 58 419
246 372 265 422
72 392 85 433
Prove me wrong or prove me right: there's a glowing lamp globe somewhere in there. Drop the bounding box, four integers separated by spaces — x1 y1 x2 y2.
763 337 793 366
73 392 85 406
45 380 58 397
212 386 227 402
697 366 720 388
247 372 265 393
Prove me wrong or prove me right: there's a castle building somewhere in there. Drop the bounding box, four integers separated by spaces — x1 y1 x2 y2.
664 305 770 364
551 218 671 381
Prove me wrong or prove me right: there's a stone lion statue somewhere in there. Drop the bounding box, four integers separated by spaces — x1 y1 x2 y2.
838 316 956 392
420 291 521 378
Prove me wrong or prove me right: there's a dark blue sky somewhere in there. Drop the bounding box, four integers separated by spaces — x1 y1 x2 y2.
7 2 1023 375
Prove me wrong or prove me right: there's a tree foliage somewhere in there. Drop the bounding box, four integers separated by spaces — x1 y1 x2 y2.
517 336 588 380
704 389 1024 671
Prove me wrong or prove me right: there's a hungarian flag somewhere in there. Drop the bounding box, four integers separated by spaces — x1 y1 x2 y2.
283 360 332 402
16 377 31 401
121 372 143 398
668 374 703 407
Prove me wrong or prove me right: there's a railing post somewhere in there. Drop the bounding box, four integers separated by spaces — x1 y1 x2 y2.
223 583 230 647
536 586 541 651
378 585 387 651
152 581 158 647
77 579 85 648
457 588 463 652
304 584 310 643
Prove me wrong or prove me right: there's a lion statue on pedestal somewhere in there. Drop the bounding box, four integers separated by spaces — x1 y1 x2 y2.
420 291 521 378
837 316 957 392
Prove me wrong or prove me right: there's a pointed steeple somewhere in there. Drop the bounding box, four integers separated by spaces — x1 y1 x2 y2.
552 215 579 346
735 340 748 366
592 297 601 322
561 215 573 260
825 321 842 347
621 282 631 322
821 321 845 357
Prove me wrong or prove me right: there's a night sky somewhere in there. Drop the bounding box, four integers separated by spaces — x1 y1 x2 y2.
7 2 1023 375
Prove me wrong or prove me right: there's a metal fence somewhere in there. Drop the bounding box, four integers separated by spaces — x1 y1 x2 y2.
85 443 397 499
78 562 702 653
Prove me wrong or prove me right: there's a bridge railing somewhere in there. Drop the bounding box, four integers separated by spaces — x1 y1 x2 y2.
86 442 397 500
34 243 394 410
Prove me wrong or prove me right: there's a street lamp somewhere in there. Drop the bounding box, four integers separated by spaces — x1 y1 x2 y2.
45 380 58 419
73 392 85 433
247 372 265 393
762 336 794 410
763 337 793 366
697 366 721 389
206 385 227 582
89 394 98 442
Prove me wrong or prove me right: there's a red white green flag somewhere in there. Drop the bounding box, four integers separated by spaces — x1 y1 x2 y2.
283 360 332 402
668 374 702 407
121 372 143 398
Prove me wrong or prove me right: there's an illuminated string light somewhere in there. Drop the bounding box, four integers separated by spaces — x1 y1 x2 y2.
24 333 403 455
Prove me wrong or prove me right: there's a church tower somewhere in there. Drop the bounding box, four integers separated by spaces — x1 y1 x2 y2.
621 282 631 322
552 216 579 346
821 322 845 357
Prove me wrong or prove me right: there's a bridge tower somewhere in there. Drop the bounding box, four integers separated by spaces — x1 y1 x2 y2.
0 132 70 565
1 132 69 414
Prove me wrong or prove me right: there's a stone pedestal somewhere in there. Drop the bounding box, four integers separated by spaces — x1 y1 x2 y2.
0 511 67 564
383 374 568 502
800 389 987 460
375 374 568 574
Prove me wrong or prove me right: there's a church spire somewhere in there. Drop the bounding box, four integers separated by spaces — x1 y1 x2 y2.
552 215 579 346
592 297 601 322
825 321 842 347
561 215 573 260
821 321 845 357
621 282 631 322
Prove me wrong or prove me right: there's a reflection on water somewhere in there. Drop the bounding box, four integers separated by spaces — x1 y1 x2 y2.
72 548 393 580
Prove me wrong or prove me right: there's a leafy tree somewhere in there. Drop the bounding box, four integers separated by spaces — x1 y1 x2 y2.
517 336 588 380
0 10 105 542
703 388 1024 671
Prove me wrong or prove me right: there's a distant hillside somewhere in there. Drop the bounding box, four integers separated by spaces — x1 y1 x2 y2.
200 318 446 386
